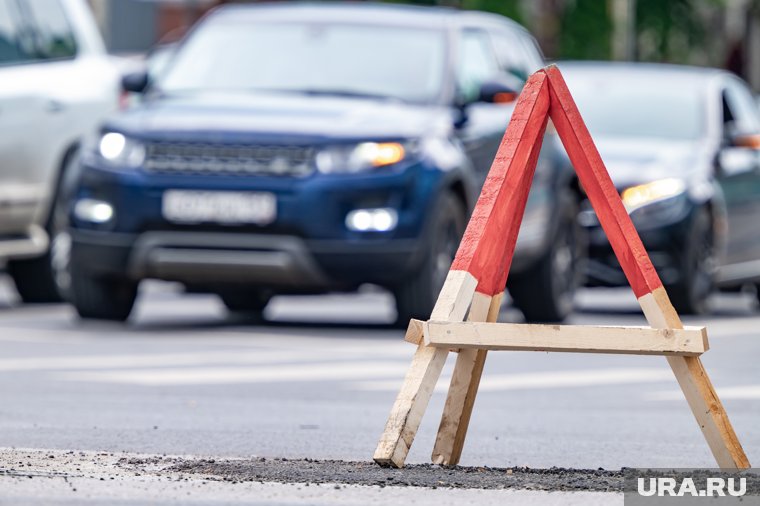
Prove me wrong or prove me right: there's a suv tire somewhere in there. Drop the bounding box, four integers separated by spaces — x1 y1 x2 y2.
508 191 584 323
70 263 138 321
7 256 61 304
394 191 466 325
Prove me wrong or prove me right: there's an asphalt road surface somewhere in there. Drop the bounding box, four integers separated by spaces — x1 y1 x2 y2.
0 276 758 504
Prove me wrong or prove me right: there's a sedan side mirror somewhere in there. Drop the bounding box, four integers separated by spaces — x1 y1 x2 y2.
718 147 758 176
731 132 760 150
121 71 150 94
477 78 519 105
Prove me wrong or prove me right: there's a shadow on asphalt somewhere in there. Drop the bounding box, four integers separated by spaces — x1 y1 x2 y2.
70 299 760 336
68 313 405 340
132 317 401 334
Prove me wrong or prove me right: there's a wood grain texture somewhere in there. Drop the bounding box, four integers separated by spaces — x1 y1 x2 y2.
373 271 477 468
424 320 708 356
372 344 448 467
545 64 662 298
431 292 503 466
450 72 550 296
638 288 750 469
429 270 478 321
404 319 425 345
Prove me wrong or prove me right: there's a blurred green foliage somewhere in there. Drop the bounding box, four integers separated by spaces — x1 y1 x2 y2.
636 0 721 62
559 0 612 60
388 0 726 64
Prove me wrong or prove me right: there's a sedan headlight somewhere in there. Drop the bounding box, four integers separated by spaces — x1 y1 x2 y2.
97 132 146 167
620 178 686 212
315 141 409 174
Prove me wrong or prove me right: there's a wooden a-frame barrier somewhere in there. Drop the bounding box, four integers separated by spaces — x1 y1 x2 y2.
373 65 750 470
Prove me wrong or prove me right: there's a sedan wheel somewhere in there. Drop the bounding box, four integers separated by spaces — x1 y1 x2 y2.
667 208 715 315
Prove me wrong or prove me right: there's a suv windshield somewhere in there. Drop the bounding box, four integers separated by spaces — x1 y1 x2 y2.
159 20 447 104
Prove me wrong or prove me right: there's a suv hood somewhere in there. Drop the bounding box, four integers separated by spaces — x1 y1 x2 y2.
111 92 451 142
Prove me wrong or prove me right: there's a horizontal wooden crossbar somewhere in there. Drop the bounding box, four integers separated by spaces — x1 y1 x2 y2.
417 320 708 356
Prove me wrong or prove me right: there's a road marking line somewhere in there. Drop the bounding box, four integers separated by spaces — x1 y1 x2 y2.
352 367 673 392
645 384 760 401
0 344 411 372
0 351 315 371
54 361 412 385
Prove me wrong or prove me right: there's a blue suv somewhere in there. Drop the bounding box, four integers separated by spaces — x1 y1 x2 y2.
64 3 583 324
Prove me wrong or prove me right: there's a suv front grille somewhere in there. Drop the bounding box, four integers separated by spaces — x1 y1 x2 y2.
143 142 315 177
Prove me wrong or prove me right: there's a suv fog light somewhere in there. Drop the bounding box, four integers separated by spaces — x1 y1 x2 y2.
346 208 398 232
74 198 114 223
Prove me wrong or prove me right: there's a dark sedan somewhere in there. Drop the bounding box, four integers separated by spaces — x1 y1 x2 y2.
561 62 760 313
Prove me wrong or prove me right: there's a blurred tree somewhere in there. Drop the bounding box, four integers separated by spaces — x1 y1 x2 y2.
635 0 723 63
386 0 726 65
559 0 612 60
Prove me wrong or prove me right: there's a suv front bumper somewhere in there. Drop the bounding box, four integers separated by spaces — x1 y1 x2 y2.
70 228 424 292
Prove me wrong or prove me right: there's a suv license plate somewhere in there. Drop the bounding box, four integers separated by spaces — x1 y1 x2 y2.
162 190 276 225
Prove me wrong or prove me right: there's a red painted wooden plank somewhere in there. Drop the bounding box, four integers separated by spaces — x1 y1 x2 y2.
545 65 662 298
450 71 550 296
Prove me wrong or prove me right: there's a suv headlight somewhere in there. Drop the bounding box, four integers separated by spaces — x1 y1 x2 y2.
621 178 686 213
315 141 409 174
97 132 146 167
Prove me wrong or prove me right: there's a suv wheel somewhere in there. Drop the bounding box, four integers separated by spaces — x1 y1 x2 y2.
508 191 584 323
667 207 715 315
394 191 466 325
70 262 138 321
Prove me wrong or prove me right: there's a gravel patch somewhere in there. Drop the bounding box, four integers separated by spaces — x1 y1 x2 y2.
165 457 623 492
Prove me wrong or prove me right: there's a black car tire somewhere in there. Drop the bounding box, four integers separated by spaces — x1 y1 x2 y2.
70 263 138 322
508 192 584 323
7 150 78 304
220 290 271 319
667 207 715 315
6 255 62 304
394 191 466 326
7 210 69 304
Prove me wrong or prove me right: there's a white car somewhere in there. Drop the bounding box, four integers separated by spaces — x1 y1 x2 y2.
0 0 120 302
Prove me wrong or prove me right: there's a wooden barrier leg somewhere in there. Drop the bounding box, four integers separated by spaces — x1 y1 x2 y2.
641 287 750 469
373 345 449 468
431 292 503 466
373 271 477 468
667 356 749 469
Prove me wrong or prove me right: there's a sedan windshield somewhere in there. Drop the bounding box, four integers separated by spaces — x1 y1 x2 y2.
563 71 706 140
158 20 447 104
